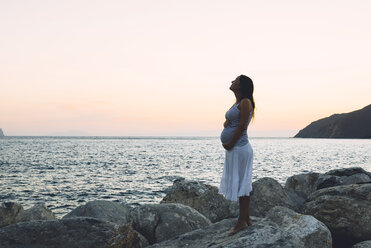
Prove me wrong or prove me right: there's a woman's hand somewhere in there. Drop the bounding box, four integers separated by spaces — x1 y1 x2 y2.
223 119 231 128
222 142 233 151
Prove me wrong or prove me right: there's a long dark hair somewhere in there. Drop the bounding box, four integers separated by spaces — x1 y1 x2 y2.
238 75 255 118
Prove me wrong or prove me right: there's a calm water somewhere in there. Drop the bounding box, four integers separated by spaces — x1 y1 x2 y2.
1 136 370 218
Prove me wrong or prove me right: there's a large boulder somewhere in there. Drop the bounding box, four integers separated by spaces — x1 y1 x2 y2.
0 217 116 248
303 183 371 248
161 178 238 222
63 200 131 225
285 167 371 199
250 177 298 217
104 223 149 248
149 206 332 248
0 202 23 227
316 167 371 190
0 202 56 228
130 203 211 244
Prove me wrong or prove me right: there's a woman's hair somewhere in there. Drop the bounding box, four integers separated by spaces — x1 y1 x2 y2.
238 75 255 118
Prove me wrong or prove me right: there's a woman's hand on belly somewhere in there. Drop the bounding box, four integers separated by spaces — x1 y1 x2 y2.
223 119 231 128
222 142 233 151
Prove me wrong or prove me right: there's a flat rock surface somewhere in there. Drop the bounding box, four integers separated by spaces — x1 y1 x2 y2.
149 206 332 248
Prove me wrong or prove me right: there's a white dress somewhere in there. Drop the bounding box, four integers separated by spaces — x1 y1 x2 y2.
219 103 253 201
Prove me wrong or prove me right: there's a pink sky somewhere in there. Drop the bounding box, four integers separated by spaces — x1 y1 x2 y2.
1 0 370 136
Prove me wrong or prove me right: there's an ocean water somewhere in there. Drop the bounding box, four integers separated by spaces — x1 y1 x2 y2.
0 136 370 218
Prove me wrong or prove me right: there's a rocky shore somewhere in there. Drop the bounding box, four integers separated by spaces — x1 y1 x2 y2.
1 167 370 248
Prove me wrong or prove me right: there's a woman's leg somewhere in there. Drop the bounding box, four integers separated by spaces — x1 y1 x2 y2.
229 195 251 235
240 196 252 225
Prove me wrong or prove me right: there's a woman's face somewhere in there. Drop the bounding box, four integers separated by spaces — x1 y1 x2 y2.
229 76 240 92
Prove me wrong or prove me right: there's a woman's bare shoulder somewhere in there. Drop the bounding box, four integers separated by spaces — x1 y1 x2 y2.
238 98 252 110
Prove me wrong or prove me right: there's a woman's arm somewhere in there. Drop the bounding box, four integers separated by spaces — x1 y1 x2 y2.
222 99 252 150
223 119 231 128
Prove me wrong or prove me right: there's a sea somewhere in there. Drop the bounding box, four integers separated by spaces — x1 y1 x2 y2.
0 136 370 218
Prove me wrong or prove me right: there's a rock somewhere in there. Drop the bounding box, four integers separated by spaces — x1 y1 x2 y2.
352 240 371 248
283 187 306 212
63 200 131 225
130 203 211 244
342 173 371 185
105 223 149 248
15 203 56 223
250 177 298 217
326 167 371 178
315 174 343 189
148 206 332 248
0 202 55 227
0 128 4 137
285 167 371 198
161 178 238 222
0 202 23 227
294 104 371 138
285 172 320 198
303 183 371 248
0 217 116 248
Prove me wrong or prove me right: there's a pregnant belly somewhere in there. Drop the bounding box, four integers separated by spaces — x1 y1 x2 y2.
220 126 236 143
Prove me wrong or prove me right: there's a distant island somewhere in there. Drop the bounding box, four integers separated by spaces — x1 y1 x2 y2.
294 104 371 138
0 128 4 137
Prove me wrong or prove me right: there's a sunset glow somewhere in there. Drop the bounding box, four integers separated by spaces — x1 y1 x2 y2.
1 0 370 136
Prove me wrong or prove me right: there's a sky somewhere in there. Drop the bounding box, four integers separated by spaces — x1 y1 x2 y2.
1 0 370 136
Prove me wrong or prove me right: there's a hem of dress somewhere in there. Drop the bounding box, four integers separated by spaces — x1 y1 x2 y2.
218 190 252 202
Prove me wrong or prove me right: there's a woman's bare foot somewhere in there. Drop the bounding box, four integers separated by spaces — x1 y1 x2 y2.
228 220 248 236
247 218 253 226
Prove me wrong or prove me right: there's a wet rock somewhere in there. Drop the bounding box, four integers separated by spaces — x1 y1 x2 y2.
63 200 131 225
304 183 371 248
0 202 23 227
130 203 211 244
15 203 56 223
149 206 332 248
250 177 298 217
0 217 116 248
352 240 371 248
105 223 149 248
161 178 238 222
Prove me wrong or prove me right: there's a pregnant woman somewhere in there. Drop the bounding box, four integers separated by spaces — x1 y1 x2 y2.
219 75 255 236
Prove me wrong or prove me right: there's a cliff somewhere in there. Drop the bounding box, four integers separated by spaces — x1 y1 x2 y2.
0 128 4 137
294 104 371 138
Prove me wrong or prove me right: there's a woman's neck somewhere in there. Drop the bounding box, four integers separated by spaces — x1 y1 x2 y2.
234 91 241 103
